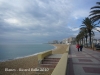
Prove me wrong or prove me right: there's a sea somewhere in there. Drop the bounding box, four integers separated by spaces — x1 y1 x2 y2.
0 44 55 62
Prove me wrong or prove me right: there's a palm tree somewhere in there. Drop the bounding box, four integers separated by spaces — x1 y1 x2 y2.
79 30 85 45
98 39 100 43
81 17 100 48
76 35 80 44
76 30 85 45
89 2 100 24
76 34 81 44
91 31 95 45
80 28 88 45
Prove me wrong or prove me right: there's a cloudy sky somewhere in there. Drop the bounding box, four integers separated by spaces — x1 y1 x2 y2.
0 0 100 44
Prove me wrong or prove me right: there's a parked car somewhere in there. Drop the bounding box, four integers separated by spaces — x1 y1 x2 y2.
95 43 100 50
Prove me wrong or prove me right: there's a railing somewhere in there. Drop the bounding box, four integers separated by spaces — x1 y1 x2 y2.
51 45 69 75
38 50 52 64
66 45 69 53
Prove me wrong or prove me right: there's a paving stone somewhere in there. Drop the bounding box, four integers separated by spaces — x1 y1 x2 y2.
83 67 100 73
78 59 92 62
67 45 100 75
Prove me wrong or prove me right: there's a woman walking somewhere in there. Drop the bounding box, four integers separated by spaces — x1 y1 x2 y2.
76 44 80 52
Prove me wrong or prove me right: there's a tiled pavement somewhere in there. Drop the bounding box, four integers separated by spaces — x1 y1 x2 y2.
67 45 100 75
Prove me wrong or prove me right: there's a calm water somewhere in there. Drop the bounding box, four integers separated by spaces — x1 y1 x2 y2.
0 44 55 61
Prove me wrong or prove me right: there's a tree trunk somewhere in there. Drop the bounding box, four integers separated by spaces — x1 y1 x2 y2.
79 40 80 44
82 38 83 45
84 37 85 46
85 35 87 44
89 30 92 48
86 37 87 44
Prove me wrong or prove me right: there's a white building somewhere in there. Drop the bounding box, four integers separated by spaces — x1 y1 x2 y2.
62 39 69 44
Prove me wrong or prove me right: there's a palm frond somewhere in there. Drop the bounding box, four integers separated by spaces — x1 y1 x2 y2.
91 2 100 9
80 27 86 29
89 2 100 24
81 25 85 26
93 27 100 32
98 21 100 24
96 29 100 32
96 2 100 5
89 13 100 17
90 15 100 22
95 26 100 27
90 10 100 15
91 6 100 9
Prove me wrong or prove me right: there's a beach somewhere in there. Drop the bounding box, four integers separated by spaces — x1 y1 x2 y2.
0 44 68 75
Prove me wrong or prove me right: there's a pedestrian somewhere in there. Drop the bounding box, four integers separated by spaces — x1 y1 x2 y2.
76 44 80 52
80 44 83 51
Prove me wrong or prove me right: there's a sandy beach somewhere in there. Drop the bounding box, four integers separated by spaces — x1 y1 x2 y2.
0 44 68 75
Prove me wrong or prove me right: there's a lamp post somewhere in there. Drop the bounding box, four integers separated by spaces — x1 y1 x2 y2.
92 35 95 50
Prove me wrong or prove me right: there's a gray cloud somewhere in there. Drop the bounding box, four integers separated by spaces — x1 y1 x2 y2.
0 0 99 43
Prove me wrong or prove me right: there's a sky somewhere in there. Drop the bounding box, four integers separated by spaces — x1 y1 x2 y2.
0 0 100 44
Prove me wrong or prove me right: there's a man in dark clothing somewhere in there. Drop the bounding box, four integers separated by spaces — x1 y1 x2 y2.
80 44 83 51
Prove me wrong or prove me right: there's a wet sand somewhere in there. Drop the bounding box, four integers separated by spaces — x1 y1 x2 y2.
0 44 68 75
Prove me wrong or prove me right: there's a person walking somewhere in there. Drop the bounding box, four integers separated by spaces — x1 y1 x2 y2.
80 44 83 51
76 44 80 52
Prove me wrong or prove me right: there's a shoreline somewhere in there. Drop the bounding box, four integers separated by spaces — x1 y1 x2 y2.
0 44 68 75
0 44 56 62
0 52 40 63
50 44 57 50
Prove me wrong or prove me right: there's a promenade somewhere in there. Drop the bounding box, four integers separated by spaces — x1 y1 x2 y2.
67 45 100 75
